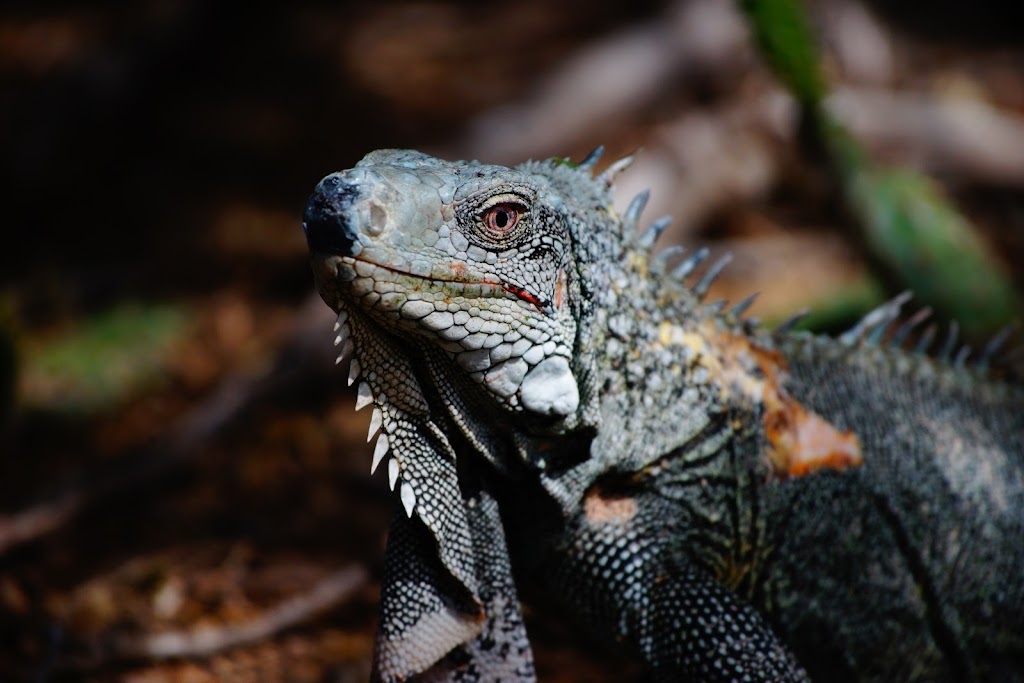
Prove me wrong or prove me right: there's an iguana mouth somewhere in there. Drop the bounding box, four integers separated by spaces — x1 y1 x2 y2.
305 170 555 312
339 255 550 311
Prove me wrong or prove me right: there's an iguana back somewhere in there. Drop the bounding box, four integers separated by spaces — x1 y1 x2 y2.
764 336 1024 680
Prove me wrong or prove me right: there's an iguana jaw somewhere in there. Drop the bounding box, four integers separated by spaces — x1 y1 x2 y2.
320 253 551 312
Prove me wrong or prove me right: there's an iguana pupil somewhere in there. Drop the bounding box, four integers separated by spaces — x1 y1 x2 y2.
491 207 511 228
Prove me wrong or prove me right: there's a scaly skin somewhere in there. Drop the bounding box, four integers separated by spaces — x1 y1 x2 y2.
302 149 1024 682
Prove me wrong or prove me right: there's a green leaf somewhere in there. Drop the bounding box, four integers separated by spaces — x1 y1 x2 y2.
21 303 188 415
739 0 826 105
844 164 1018 336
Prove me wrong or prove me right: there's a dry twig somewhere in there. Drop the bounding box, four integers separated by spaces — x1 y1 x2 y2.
107 566 368 661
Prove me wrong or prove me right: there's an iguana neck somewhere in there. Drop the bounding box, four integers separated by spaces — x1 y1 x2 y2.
546 230 866 510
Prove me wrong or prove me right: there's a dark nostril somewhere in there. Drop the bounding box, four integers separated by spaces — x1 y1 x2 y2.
302 174 361 257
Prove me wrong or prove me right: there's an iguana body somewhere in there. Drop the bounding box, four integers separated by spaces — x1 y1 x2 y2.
301 149 1024 682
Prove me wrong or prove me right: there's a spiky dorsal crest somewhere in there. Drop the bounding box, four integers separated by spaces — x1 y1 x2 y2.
597 153 636 186
577 145 605 171
558 146 1021 383
835 291 1022 379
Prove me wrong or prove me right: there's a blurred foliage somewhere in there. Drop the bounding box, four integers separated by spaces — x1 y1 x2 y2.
738 0 825 105
828 125 1020 334
741 0 1020 337
20 302 187 415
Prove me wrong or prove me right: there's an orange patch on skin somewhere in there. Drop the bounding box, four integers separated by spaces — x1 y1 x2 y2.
501 283 545 309
554 268 567 310
697 325 863 479
584 492 638 526
761 379 863 478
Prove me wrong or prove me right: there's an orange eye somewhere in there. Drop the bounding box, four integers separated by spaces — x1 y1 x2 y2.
483 204 520 234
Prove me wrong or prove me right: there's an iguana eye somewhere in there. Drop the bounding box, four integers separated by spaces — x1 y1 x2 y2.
481 203 524 239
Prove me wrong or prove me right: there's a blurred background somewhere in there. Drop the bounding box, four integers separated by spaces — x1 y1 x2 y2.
1 0 1023 680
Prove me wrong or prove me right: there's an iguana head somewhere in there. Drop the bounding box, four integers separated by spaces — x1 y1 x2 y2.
304 149 596 433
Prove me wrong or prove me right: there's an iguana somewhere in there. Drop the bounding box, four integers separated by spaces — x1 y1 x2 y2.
301 148 1024 682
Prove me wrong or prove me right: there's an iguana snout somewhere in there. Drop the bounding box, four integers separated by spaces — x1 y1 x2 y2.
302 173 362 258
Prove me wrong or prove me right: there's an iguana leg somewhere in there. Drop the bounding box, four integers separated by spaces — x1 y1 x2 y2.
550 494 809 682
